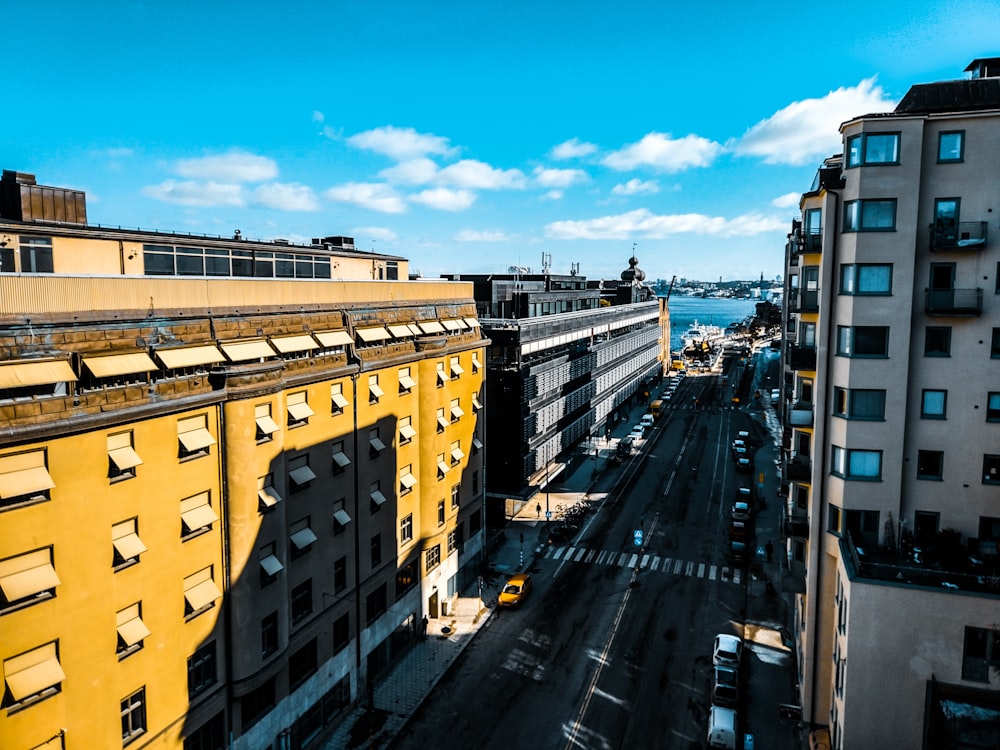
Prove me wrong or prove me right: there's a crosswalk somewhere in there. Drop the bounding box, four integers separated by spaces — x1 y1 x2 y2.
540 545 743 585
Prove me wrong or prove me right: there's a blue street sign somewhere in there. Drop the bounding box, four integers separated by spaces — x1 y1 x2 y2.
634 529 643 547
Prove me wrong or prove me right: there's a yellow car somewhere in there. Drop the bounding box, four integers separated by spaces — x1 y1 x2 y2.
497 573 532 608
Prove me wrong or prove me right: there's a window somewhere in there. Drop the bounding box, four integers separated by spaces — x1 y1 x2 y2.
241 677 275 729
843 199 896 232
436 407 448 433
289 519 317 558
289 454 316 491
983 455 1000 485
472 470 479 494
334 556 347 593
180 491 218 539
108 431 142 481
831 446 882 480
369 428 385 459
840 264 892 295
19 237 54 273
472 436 483 455
450 356 464 379
398 367 416 394
450 440 464 466
288 639 318 690
2 641 64 709
333 614 350 653
836 326 889 357
962 627 1000 682
924 327 951 357
992 328 1000 359
396 561 417 598
987 393 1000 422
259 542 282 587
400 465 416 495
472 393 483 412
436 362 449 388
187 642 217 698
370 482 387 514
183 567 221 618
832 388 885 420
450 398 464 423
0 449 53 509
254 403 279 442
938 130 964 163
799 321 816 348
437 500 446 526
846 132 900 167
399 416 416 444
400 514 413 544
371 534 382 567
331 441 351 474
291 580 313 624
437 453 448 480
333 500 351 535
261 612 278 657
451 483 460 509
448 529 458 554
116 603 150 659
828 504 842 535
257 474 282 512
287 391 313 428
112 518 147 569
121 687 147 744
368 374 383 404
917 450 944 480
470 508 482 535
471 352 481 373
184 712 225 750
0 547 60 611
366 584 387 626
330 383 349 415
177 414 216 460
426 544 441 572
921 390 947 419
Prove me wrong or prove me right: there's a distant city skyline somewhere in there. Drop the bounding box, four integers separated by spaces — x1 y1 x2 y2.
5 1 1000 281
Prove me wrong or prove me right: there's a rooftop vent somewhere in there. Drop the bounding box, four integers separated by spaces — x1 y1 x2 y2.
965 57 1000 79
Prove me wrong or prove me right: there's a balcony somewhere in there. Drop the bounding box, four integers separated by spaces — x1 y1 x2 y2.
791 230 822 255
930 221 987 251
784 515 810 539
924 288 983 316
787 345 816 371
788 402 814 427
786 456 811 481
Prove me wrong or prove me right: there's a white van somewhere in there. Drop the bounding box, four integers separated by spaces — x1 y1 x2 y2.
707 705 737 749
641 414 655 428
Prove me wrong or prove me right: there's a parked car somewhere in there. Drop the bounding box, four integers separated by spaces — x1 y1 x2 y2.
729 519 750 541
732 501 751 522
707 706 737 749
770 388 781 401
732 446 749 462
630 424 645 438
735 486 752 504
497 573 532 608
713 633 744 668
737 430 749 440
735 457 752 474
712 665 740 707
728 540 749 564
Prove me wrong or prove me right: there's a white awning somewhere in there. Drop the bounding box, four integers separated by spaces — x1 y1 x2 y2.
255 415 280 435
184 579 222 612
369 382 385 399
0 553 60 602
0 464 55 500
370 489 388 506
450 362 465 376
260 554 284 576
181 502 219 532
117 615 151 647
398 374 417 390
109 445 143 471
388 324 415 338
314 330 354 347
370 436 386 453
290 527 318 550
400 472 417 490
472 436 484 451
332 450 352 469
333 509 352 526
155 345 225 369
0 359 77 388
451 447 465 463
464 317 482 328
221 340 276 362
472 395 483 410
83 352 157 378
287 401 315 421
4 647 65 702
418 321 446 334
331 391 349 409
289 465 317 486
356 326 391 343
271 334 318 353
399 424 417 441
112 532 147 560
450 405 465 420
437 460 450 475
258 487 282 508
178 428 216 452
441 319 463 331
437 416 450 431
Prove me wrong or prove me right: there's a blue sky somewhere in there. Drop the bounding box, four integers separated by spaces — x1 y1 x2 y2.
7 1 1000 281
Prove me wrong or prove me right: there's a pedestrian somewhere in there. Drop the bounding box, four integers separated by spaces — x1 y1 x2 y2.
765 540 774 563
421 615 428 640
535 502 541 518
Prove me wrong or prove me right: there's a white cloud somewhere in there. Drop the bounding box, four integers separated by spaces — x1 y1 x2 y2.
410 188 476 211
550 138 598 160
142 180 244 207
533 166 588 189
324 182 407 214
602 132 722 172
545 208 785 240
730 78 896 165
347 126 455 160
611 178 660 196
435 159 527 190
312 110 325 123
252 183 320 211
104 147 134 158
175 151 278 182
543 190 564 201
379 157 440 185
352 226 398 243
455 229 512 242
771 192 802 209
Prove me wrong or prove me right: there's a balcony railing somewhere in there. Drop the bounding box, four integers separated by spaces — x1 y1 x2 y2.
786 456 811 481
787 345 817 371
788 402 814 427
792 230 822 254
784 515 810 539
924 288 983 316
930 221 987 251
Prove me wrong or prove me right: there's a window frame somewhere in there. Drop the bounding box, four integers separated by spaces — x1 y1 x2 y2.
121 687 147 745
924 327 951 357
843 199 897 232
839 263 892 295
836 326 889 358
937 130 965 163
187 641 217 698
832 387 885 420
983 455 1000 485
916 450 944 480
986 393 1000 422
920 389 947 419
831 446 882 480
846 132 900 167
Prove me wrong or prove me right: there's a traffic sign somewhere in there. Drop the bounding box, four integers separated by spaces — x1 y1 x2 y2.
633 529 643 547
545 510 552 519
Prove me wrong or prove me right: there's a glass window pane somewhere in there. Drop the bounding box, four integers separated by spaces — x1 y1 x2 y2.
856 265 891 293
849 451 880 477
864 134 899 163
938 132 963 162
847 135 862 167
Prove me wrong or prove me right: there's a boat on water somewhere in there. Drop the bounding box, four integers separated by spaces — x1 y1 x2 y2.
680 320 725 350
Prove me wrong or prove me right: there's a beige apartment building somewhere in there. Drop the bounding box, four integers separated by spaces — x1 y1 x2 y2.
780 60 1000 749
0 170 486 750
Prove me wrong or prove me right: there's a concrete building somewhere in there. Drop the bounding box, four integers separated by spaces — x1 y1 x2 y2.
779 60 1000 749
0 171 486 750
446 257 669 524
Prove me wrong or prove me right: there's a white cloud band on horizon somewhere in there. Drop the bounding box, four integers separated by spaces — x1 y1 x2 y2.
142 180 244 207
175 152 278 182
324 182 407 213
410 188 476 211
545 208 785 240
602 132 723 172
252 183 320 211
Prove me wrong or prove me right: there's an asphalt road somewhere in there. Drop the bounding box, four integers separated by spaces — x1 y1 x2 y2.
391 365 794 750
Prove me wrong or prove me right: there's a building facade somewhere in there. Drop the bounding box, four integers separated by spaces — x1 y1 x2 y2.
447 259 668 524
780 61 1000 749
0 171 486 750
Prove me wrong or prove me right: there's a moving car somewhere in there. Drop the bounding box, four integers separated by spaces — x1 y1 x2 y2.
630 424 645 439
497 573 532 607
713 633 744 668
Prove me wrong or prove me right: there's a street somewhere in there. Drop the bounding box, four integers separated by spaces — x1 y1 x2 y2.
391 354 798 750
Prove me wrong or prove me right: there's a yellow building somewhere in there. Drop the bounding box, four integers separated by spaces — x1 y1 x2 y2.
0 171 486 750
